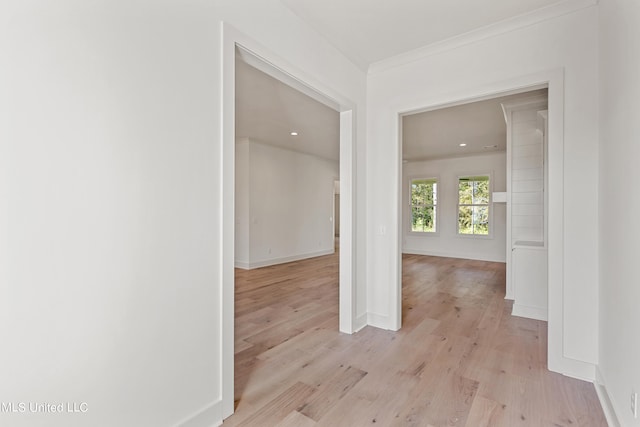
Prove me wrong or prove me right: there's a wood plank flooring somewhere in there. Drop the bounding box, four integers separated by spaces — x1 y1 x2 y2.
224 252 607 426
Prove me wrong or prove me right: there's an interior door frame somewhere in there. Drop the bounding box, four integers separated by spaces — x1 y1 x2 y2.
220 22 358 418
391 68 591 379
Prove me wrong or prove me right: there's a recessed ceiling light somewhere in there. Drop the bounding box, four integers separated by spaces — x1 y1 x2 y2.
290 131 298 136
459 143 467 147
483 144 498 149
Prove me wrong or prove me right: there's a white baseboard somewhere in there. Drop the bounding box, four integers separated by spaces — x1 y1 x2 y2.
175 399 222 427
561 357 596 382
234 260 250 269
511 303 548 321
595 366 621 427
402 248 506 263
354 313 368 332
235 249 334 270
367 312 390 330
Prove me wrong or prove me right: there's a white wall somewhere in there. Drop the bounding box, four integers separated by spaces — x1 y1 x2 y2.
598 0 640 425
235 140 338 269
402 153 507 262
367 5 599 375
0 1 367 426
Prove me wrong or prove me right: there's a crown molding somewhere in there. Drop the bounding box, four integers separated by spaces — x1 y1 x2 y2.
368 0 598 75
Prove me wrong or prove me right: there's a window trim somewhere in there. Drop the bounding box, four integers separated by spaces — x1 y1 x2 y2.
408 175 440 236
456 173 493 239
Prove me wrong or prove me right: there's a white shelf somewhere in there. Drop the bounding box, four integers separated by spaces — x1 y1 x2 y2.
492 192 507 203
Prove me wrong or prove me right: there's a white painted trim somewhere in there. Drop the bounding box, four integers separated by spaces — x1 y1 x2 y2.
391 68 568 381
367 312 393 330
595 366 622 427
220 22 236 420
174 399 222 427
402 249 506 264
560 358 596 382
354 313 368 332
234 260 250 270
393 113 404 331
235 249 335 270
236 46 341 112
545 69 565 378
493 192 507 203
221 22 359 420
368 0 598 74
339 109 356 334
511 303 548 321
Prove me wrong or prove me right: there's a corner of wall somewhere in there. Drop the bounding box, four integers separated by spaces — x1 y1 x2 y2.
554 357 596 382
367 312 396 331
595 366 622 427
354 313 368 332
174 399 222 427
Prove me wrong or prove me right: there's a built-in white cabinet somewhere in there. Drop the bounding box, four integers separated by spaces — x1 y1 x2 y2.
512 241 547 320
502 95 548 321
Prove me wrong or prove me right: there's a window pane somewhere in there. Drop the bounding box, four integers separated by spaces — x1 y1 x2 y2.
412 206 436 232
458 181 472 204
411 207 423 232
411 184 421 205
458 175 490 235
422 206 435 232
412 181 435 205
473 179 489 204
473 206 489 235
411 179 437 233
458 206 473 234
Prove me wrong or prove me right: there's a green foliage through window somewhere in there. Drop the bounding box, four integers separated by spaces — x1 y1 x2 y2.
458 176 489 235
411 178 437 233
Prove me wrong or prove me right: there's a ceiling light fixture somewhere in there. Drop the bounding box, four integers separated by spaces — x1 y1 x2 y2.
290 131 298 136
483 144 498 149
459 143 467 147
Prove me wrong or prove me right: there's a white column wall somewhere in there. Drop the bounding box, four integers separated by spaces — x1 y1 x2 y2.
598 0 640 425
366 6 599 371
0 1 367 426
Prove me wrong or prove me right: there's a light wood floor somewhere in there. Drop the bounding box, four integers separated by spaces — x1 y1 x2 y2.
224 252 607 426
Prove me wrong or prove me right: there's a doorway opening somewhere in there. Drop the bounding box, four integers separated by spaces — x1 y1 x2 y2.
400 87 547 309
392 71 566 376
233 47 341 406
221 24 358 418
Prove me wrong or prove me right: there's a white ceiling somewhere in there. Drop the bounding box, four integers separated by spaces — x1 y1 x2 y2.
235 58 340 162
402 89 547 161
236 56 546 163
281 0 568 70
237 2 557 163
